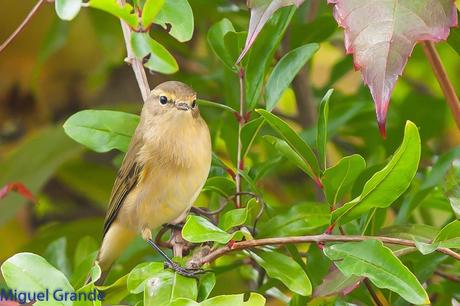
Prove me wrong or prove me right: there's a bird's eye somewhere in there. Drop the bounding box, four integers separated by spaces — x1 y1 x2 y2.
159 96 168 105
191 100 196 108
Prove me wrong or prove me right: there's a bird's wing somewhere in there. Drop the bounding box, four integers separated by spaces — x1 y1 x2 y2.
102 131 143 237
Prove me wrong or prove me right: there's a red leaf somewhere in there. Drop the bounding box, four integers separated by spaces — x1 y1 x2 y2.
329 0 457 136
313 268 364 297
0 182 37 204
236 0 305 64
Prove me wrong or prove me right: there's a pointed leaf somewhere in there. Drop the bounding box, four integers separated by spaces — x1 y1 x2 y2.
245 7 295 110
256 109 320 180
144 271 197 306
258 202 329 237
55 0 82 21
154 0 194 42
142 0 165 28
324 240 429 305
63 110 139 153
331 121 420 226
241 117 265 158
182 215 242 244
316 89 334 170
263 135 315 179
250 249 312 296
322 155 366 207
88 0 138 28
265 43 319 111
313 269 363 298
443 160 460 218
131 32 178 74
329 0 457 133
207 19 237 71
1 253 74 306
237 0 305 63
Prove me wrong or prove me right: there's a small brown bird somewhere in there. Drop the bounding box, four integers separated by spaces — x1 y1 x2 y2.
94 81 212 285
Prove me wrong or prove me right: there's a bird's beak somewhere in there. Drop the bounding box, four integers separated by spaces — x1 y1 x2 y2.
175 102 190 111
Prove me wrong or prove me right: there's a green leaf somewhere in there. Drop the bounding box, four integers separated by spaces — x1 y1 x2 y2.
256 109 320 181
43 237 71 278
322 155 366 207
182 215 235 244
250 249 312 296
63 110 139 153
416 220 460 254
128 262 164 294
258 202 329 237
97 274 129 304
141 0 165 28
155 0 194 42
207 19 237 71
245 7 295 109
324 240 429 305
55 0 82 20
264 136 313 177
197 99 237 113
433 220 460 248
316 89 334 170
131 32 179 74
331 121 420 226
443 160 460 218
265 43 319 111
144 271 197 306
1 253 74 306
88 0 138 28
197 273 215 302
447 19 460 56
218 199 257 231
241 117 265 158
202 177 235 198
170 293 266 306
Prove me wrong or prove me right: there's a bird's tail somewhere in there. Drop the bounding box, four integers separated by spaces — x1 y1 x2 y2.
86 223 136 286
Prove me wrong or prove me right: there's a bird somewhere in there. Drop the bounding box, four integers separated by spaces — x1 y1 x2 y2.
93 81 212 285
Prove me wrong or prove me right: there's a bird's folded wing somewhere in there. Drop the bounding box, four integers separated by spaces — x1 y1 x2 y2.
103 132 143 237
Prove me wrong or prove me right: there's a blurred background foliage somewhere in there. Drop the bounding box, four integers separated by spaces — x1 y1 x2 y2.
1 0 460 305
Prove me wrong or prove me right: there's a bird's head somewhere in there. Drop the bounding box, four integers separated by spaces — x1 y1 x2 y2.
144 81 199 120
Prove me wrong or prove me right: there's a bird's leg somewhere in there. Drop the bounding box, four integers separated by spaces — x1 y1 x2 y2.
142 227 204 277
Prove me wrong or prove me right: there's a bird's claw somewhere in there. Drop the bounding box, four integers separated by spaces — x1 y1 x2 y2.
164 261 205 278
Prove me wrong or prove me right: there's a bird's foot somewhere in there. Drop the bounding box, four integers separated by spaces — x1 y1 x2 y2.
164 261 205 278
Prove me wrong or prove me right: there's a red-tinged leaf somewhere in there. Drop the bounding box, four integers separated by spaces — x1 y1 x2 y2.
236 0 305 64
313 268 364 297
0 183 37 204
329 0 457 136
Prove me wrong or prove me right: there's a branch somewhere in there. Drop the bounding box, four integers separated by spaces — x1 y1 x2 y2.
195 234 460 265
235 67 246 208
422 41 460 130
117 0 150 101
0 0 47 53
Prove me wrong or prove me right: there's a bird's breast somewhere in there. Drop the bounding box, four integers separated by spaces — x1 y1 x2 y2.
125 118 211 231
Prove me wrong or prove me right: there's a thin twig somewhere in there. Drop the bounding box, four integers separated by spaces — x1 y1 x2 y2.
235 67 245 208
363 279 387 306
435 270 460 283
0 0 47 53
193 234 460 266
117 0 150 101
422 41 460 129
